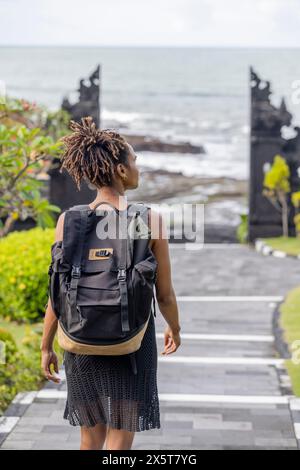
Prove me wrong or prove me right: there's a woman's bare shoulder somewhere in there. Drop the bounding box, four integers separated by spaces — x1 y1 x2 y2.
55 212 66 242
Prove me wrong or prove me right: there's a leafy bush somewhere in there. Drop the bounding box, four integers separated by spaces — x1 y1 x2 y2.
236 213 248 244
0 327 17 362
0 227 54 322
0 325 45 415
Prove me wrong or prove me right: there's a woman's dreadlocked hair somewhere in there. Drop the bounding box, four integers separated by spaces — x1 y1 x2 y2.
59 116 130 190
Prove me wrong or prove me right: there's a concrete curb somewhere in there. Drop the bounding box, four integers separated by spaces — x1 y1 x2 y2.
272 301 291 360
289 398 300 449
255 239 300 260
272 301 300 449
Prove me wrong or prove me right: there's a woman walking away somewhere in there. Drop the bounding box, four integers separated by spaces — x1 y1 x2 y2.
40 117 181 450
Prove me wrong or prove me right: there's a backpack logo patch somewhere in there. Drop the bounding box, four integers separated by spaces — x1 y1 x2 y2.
88 248 113 260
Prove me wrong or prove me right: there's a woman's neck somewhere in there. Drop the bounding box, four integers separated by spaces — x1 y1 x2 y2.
90 186 128 210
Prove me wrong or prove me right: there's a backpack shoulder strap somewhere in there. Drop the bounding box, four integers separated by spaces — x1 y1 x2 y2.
63 205 90 321
68 204 90 211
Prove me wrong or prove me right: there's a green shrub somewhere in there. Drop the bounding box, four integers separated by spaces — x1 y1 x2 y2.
0 327 17 362
0 325 45 414
0 227 54 322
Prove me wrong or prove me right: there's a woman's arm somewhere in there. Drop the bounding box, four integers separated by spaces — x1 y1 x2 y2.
40 212 65 383
150 209 181 355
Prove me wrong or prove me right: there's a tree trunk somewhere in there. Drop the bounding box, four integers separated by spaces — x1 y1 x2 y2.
279 191 289 237
0 214 15 238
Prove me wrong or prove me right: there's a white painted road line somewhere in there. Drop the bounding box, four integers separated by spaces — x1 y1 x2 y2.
156 333 274 343
159 394 291 405
176 296 283 302
158 356 284 366
169 243 241 249
36 389 291 405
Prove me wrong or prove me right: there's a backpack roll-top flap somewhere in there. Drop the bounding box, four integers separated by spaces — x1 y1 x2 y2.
62 204 147 272
81 238 131 273
77 210 132 273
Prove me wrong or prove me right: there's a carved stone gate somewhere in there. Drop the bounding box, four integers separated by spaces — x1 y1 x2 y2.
249 67 300 242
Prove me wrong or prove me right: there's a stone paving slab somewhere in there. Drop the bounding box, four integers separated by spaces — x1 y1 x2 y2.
169 244 300 296
155 301 276 336
156 338 275 358
158 366 284 396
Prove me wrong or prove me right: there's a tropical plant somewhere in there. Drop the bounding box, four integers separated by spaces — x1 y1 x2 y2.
263 154 291 237
0 123 62 237
0 96 71 137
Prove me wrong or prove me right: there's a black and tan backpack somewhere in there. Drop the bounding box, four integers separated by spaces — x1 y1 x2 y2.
47 201 158 374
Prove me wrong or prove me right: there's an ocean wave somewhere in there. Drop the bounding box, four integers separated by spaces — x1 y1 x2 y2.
105 90 243 99
102 109 149 123
136 147 248 180
102 108 199 127
102 109 243 135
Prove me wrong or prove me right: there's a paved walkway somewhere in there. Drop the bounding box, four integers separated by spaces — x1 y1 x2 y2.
1 244 300 450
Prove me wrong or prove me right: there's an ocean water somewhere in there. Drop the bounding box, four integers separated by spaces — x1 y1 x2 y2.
1 46 300 181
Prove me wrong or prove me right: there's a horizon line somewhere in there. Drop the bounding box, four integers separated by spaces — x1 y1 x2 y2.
1 44 300 50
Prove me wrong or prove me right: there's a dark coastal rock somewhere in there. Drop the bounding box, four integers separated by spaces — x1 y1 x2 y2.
123 134 205 154
131 168 247 204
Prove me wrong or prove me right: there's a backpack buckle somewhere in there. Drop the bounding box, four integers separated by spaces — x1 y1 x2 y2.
71 265 81 279
117 268 126 281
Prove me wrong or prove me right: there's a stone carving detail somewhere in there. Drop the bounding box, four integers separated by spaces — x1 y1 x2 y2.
250 67 292 136
62 65 100 127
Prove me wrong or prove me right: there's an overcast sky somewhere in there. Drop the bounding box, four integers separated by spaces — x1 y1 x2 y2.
0 0 299 47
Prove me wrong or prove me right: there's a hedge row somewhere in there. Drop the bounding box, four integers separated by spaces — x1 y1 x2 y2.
0 227 54 322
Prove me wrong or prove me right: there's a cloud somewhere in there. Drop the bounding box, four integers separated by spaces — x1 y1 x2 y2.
0 0 299 47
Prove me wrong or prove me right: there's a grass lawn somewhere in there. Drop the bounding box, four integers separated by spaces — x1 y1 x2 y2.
261 236 300 256
280 287 300 396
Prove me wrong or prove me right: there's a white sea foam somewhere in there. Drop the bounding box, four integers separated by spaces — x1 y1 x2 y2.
137 144 248 180
102 108 147 123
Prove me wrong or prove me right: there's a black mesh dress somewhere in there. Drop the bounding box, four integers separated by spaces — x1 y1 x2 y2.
63 311 161 432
